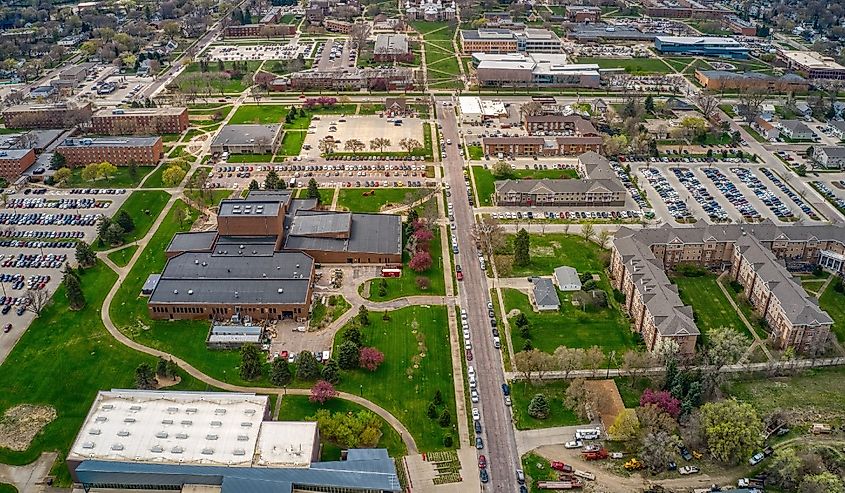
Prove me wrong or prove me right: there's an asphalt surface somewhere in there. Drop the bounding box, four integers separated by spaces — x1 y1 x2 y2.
436 95 520 492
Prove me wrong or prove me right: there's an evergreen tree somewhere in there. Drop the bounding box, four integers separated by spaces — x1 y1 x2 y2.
115 210 135 232
438 409 452 427
75 241 96 268
240 344 263 380
342 326 363 347
427 401 438 419
65 271 85 310
443 435 453 447
270 358 293 386
644 95 655 113
265 170 280 190
321 358 341 384
135 363 157 389
156 357 169 377
433 389 443 406
513 228 530 267
527 393 550 419
249 179 259 190
514 313 528 328
296 350 320 380
307 178 321 203
338 340 360 369
357 305 370 326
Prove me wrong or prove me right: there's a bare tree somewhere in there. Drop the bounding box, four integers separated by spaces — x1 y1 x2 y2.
24 289 52 317
476 216 506 257
554 346 585 379
349 21 371 49
694 91 721 121
737 88 767 123
520 101 543 118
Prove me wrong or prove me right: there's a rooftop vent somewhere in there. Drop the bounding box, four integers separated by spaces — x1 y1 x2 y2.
278 288 284 293
173 289 178 294
111 444 124 451
194 259 199 265
187 290 194 295
201 448 214 455
123 418 136 423
88 429 101 435
151 445 164 453
172 446 184 454
206 434 219 440
156 432 169 438
233 449 246 456
175 433 188 439
82 442 95 449
117 431 130 437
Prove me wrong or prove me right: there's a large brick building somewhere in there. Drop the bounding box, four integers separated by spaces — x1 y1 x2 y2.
694 69 809 92
483 115 602 157
610 223 837 355
0 148 36 179
148 190 402 322
56 136 163 166
3 101 93 129
90 107 189 135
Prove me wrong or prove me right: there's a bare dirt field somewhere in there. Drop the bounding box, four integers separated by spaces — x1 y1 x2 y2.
301 116 425 158
0 404 56 451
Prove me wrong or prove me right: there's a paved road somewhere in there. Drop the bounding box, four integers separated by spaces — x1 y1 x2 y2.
436 95 520 492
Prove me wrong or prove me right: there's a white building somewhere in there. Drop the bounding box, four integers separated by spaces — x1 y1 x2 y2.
554 266 582 291
458 96 507 124
813 146 845 169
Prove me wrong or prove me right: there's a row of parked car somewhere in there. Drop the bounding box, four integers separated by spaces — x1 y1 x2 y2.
0 296 29 317
6 198 109 210
759 168 820 220
0 230 85 239
812 182 845 210
731 168 794 220
490 210 644 221
671 167 729 222
325 154 428 162
64 188 127 195
610 161 648 209
0 253 66 269
641 168 694 221
0 240 76 249
0 213 100 226
0 273 51 290
702 168 761 220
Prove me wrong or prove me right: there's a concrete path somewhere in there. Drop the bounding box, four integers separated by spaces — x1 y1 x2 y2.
0 452 57 493
404 447 481 493
715 273 774 362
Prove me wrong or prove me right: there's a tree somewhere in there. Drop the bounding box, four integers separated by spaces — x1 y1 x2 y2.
156 357 169 378
310 380 338 404
342 326 363 347
75 241 96 268
50 153 66 170
321 358 341 383
564 378 596 421
621 349 653 383
307 178 321 203
240 344 263 380
409 250 433 272
514 349 556 381
53 167 72 184
644 95 655 113
602 134 628 156
297 350 320 380
769 447 803 491
700 400 763 464
344 139 365 154
338 340 361 369
115 210 135 233
581 222 595 243
737 88 767 123
318 137 338 155
135 363 157 389
527 394 550 419
608 408 640 441
597 229 611 249
513 228 530 267
639 431 681 471
359 347 384 371
398 138 422 155
705 326 749 370
799 472 844 493
369 137 391 152
640 389 681 419
554 346 584 379
582 345 605 377
434 389 443 405
438 409 451 427
357 305 370 326
491 159 513 179
427 402 438 419
23 289 51 317
637 404 677 436
65 270 85 310
265 169 281 190
694 91 720 121
103 223 125 246
248 179 259 190
162 164 187 187
270 358 293 386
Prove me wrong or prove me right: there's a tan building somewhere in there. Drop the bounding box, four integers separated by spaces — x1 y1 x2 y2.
778 50 845 80
694 70 809 92
324 18 353 33
484 116 602 157
0 148 36 179
56 136 163 166
610 222 838 355
3 101 93 129
90 107 189 135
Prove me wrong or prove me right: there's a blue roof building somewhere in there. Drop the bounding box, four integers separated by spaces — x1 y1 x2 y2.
654 36 749 59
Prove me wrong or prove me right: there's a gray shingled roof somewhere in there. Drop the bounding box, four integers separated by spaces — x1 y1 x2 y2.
533 277 560 308
495 178 625 194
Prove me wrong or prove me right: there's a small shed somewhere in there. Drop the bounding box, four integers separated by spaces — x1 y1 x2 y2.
141 274 160 296
207 324 263 349
554 266 582 292
532 277 560 311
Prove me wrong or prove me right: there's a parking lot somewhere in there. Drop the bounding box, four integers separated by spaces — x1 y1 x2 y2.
636 161 827 225
301 115 425 159
203 42 311 62
81 74 154 107
205 162 433 190
314 38 356 71
0 186 129 364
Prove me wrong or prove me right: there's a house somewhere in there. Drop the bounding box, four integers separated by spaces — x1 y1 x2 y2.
532 277 560 311
813 146 845 169
778 120 816 141
760 103 775 122
794 101 812 117
753 117 780 141
384 97 409 116
665 97 695 112
828 120 845 139
554 266 582 291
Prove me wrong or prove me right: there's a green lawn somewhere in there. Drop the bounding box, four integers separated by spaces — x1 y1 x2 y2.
280 131 306 156
359 104 385 115
142 163 169 188
0 484 16 493
333 305 456 452
277 395 406 458
336 187 431 213
576 57 673 74
471 166 579 207
94 190 170 251
741 124 767 143
177 61 262 93
226 153 274 163
522 452 556 493
467 145 483 160
185 188 233 208
672 274 752 342
61 166 156 189
294 187 335 204
364 227 445 300
818 282 845 343
107 245 139 267
504 287 635 355
229 104 288 124
496 233 608 278
0 262 208 485
509 381 584 430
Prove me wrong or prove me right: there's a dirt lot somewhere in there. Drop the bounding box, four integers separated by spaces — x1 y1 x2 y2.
0 404 56 451
301 115 425 159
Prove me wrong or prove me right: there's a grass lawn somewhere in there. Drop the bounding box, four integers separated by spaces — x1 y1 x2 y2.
614 377 652 408
333 305 456 452
162 133 182 143
177 62 261 93
471 167 579 207
359 104 385 115
277 395 406 458
336 187 431 213
309 294 351 330
365 228 445 300
227 153 274 163
185 188 232 208
672 274 752 342
504 287 635 355
576 57 672 74
467 145 483 160
280 131 306 156
741 125 767 143
496 233 608 278
0 484 16 493
142 163 169 188
294 187 335 204
93 190 170 251
0 262 208 485
817 282 845 343
61 166 155 189
107 245 139 267
509 381 584 430
521 452 556 493
229 104 288 124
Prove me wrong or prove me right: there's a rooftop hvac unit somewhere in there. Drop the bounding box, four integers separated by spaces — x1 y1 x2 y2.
201 448 214 455
167 407 178 413
206 434 219 440
175 433 188 439
111 444 124 451
171 446 184 454
88 429 101 435
117 431 130 437
129 405 141 411
151 445 164 453
95 416 108 422
211 420 222 427
237 435 249 441
278 288 284 293
240 422 253 427
233 449 246 456
82 442 95 449
123 417 136 423
243 409 256 415
186 408 198 413
156 432 169 438
101 404 114 410
180 420 193 426
187 290 194 295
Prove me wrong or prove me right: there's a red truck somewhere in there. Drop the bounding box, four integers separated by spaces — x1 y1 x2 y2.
581 448 608 461
550 461 573 473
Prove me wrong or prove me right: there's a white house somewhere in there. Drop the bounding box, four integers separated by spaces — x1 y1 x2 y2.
553 266 582 291
813 146 845 169
761 104 775 121
778 120 816 141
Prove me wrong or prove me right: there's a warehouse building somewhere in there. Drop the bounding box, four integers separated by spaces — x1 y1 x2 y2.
472 53 601 88
68 390 400 493
694 70 809 92
654 36 749 58
56 136 163 166
210 124 283 154
90 107 190 135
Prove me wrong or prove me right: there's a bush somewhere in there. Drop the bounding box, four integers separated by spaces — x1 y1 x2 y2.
443 435 453 447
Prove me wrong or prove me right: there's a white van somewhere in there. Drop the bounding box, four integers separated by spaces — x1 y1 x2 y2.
575 428 601 440
467 365 476 379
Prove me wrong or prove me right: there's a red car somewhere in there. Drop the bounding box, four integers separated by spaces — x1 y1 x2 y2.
478 455 487 468
3 323 11 333
466 349 473 361
457 271 464 281
551 461 573 473
279 350 289 360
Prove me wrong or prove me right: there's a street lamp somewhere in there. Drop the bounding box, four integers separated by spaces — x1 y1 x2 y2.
359 384 363 397
283 385 287 395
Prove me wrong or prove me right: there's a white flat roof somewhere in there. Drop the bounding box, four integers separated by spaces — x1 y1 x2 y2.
459 96 482 115
782 50 845 70
255 421 317 467
69 390 269 466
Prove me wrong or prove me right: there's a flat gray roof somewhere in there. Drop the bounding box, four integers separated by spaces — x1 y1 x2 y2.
374 34 409 55
58 136 161 147
219 199 281 217
0 148 32 159
212 124 282 147
166 231 218 253
284 211 401 256
289 212 351 236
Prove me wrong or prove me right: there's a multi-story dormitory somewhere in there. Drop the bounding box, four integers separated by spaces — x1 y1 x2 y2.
610 222 838 355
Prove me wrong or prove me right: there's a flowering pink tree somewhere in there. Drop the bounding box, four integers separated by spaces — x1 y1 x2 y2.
409 251 433 272
359 347 385 371
640 389 681 418
413 227 434 249
309 380 338 403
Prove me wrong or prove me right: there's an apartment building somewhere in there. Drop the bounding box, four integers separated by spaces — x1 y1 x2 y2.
0 148 36 179
373 34 412 62
641 0 730 19
224 24 263 37
523 114 601 135
812 146 845 169
483 135 602 157
90 107 189 135
56 136 163 166
723 15 757 36
3 101 93 129
610 222 839 354
566 5 601 22
494 177 624 206
778 120 816 140
324 18 352 33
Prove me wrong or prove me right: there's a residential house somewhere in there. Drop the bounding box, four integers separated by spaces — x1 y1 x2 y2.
778 120 816 140
532 277 560 311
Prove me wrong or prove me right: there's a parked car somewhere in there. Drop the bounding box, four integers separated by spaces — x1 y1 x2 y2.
478 455 487 468
678 466 699 475
475 437 484 449
564 440 582 449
